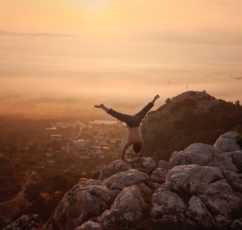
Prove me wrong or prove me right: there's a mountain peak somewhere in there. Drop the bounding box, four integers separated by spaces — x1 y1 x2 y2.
141 91 242 160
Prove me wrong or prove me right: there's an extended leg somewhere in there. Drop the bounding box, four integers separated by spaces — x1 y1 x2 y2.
107 109 132 123
135 95 160 119
94 104 131 123
135 102 154 119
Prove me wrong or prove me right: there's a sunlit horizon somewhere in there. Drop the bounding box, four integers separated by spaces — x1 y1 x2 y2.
1 0 242 118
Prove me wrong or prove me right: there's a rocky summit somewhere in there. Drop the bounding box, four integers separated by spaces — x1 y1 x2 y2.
141 91 242 160
42 131 242 230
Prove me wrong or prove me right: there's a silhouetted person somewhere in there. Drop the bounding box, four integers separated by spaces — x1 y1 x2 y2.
94 95 160 160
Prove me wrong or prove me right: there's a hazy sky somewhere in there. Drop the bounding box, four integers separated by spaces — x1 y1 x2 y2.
0 0 242 117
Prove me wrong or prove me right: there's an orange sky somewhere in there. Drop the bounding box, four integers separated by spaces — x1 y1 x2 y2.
0 0 242 117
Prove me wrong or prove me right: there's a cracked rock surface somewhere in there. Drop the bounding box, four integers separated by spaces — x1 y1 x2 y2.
43 132 242 230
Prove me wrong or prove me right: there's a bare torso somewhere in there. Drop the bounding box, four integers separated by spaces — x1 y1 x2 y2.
127 127 143 144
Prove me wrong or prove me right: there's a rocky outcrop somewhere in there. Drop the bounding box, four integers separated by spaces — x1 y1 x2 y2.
214 131 241 152
141 91 242 160
3 214 41 230
43 131 242 230
44 180 112 230
166 164 223 194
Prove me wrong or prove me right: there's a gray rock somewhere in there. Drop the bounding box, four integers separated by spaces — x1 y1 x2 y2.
169 143 216 166
215 215 232 229
44 182 112 230
97 209 120 230
231 219 242 230
104 169 149 190
186 196 215 228
166 164 223 194
150 160 170 183
200 179 242 217
99 157 157 180
232 151 242 172
98 160 131 180
75 221 102 230
3 214 41 230
127 157 157 174
222 169 242 192
151 186 186 224
110 185 147 223
43 132 242 230
209 152 238 172
214 131 241 152
98 185 149 230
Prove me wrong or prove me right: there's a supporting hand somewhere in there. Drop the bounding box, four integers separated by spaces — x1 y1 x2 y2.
121 142 131 161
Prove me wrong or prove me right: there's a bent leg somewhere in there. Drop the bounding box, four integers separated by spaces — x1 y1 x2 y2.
107 109 132 124
135 102 154 119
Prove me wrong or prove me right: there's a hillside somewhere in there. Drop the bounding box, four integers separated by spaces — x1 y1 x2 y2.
141 91 242 160
14 131 240 230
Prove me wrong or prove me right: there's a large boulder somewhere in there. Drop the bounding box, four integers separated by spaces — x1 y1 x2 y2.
127 157 157 174
44 180 112 230
141 91 242 161
150 160 171 183
214 131 241 152
232 151 242 172
169 143 239 172
99 157 157 181
166 164 223 194
98 160 131 180
98 185 148 229
199 179 242 218
209 152 238 172
169 143 217 167
186 196 215 228
222 169 242 192
151 186 187 225
103 169 149 190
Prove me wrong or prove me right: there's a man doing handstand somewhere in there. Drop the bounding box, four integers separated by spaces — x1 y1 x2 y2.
94 95 160 160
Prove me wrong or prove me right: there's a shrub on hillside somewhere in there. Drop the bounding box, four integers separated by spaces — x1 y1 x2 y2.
170 99 197 112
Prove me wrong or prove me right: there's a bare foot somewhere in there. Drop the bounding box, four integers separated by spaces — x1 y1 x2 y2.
155 94 160 100
94 104 104 109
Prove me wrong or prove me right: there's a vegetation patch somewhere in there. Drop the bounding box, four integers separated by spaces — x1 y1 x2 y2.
170 99 198 112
